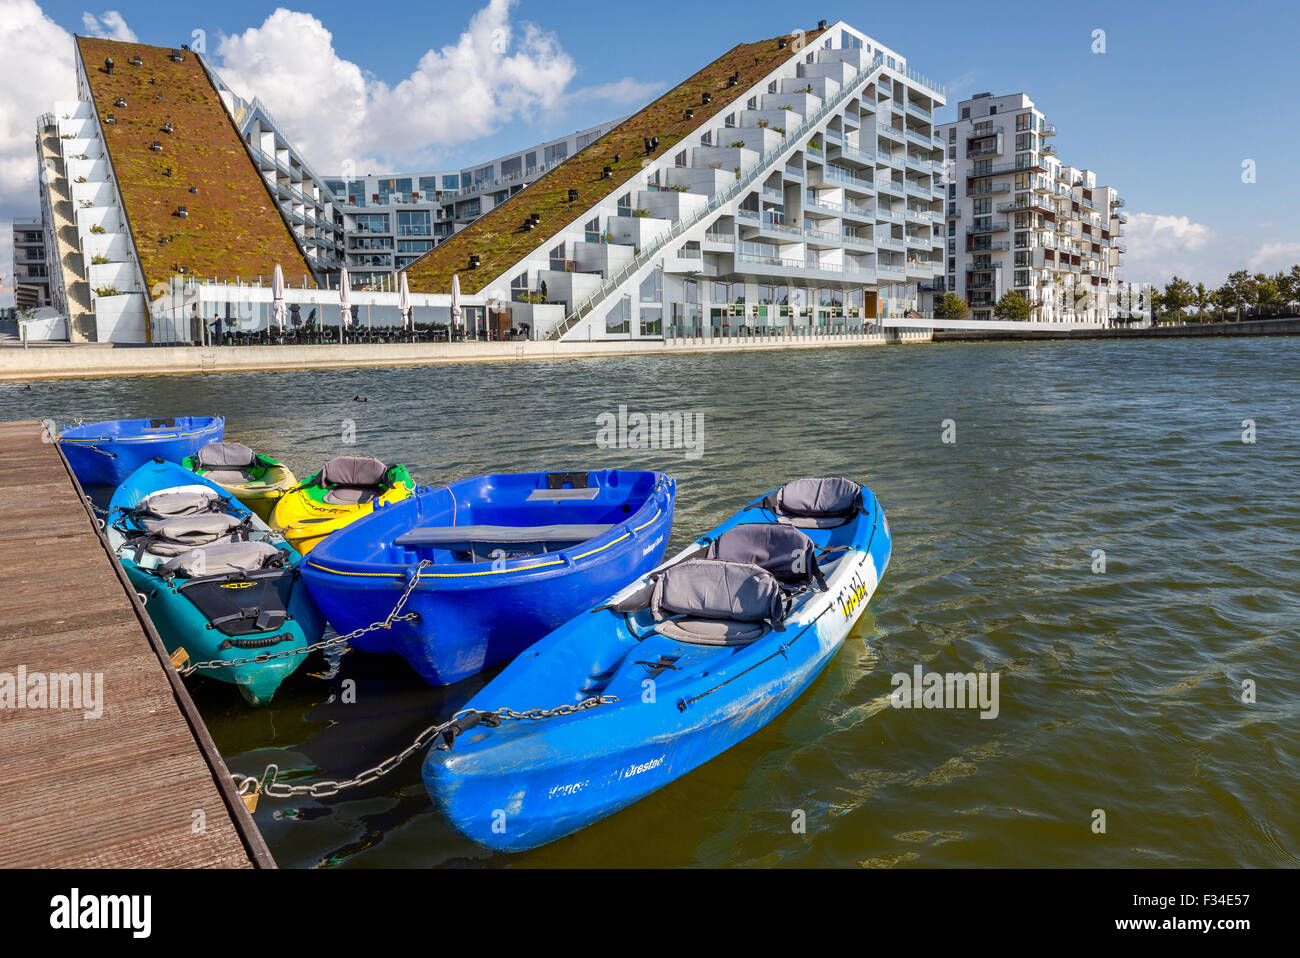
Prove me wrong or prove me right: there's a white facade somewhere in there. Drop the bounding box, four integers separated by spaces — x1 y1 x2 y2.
931 92 1126 322
321 120 623 287
448 21 948 342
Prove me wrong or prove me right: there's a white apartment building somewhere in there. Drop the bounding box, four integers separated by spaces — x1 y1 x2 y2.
10 218 51 309
320 120 623 286
930 92 1126 322
405 20 948 341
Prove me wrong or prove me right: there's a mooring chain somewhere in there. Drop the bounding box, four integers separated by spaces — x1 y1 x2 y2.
236 694 618 803
179 559 432 674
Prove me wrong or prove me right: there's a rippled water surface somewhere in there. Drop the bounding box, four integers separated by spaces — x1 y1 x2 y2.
4 338 1298 868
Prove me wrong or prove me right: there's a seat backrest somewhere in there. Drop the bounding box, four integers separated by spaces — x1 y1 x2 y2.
144 514 244 556
769 477 863 527
707 523 823 589
651 559 784 630
137 489 224 521
320 455 388 488
160 540 283 578
196 441 256 469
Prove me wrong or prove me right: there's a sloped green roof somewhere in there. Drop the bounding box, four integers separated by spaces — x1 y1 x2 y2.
402 27 826 294
76 36 316 290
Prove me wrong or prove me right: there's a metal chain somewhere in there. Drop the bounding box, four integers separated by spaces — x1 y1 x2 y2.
180 559 431 674
238 694 618 800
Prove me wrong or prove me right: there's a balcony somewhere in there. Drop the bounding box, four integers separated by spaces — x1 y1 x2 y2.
967 182 1011 197
876 124 905 143
1112 196 1126 208
967 221 1010 235
968 240 1011 253
905 101 932 121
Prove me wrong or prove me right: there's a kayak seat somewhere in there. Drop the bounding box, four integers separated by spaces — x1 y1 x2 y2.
706 524 826 591
394 523 615 548
141 514 246 557
647 559 785 647
197 441 257 469
655 616 769 646
324 485 379 505
319 455 390 506
765 477 866 529
160 540 285 579
135 489 230 530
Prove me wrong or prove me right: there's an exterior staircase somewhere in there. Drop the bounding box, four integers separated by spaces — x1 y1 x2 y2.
38 125 95 342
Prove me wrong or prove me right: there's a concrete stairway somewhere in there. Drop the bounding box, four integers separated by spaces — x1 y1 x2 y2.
38 130 95 342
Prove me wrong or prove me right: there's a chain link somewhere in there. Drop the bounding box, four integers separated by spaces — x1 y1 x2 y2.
239 694 618 800
180 559 432 674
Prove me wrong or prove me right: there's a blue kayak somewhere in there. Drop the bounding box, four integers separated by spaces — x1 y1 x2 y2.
301 470 675 686
59 416 225 488
423 477 890 852
106 460 325 706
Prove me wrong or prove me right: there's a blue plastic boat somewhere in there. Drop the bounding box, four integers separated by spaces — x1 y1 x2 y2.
301 470 675 686
106 460 325 706
59 416 225 488
423 477 890 852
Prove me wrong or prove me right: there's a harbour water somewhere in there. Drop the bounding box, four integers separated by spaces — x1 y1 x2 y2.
3 337 1297 868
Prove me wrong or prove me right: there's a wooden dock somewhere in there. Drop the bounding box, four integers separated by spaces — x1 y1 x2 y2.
0 420 273 868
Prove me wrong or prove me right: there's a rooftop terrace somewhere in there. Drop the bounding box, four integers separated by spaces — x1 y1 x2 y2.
402 27 826 295
75 37 316 290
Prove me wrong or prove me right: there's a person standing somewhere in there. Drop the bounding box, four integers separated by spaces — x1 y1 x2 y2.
210 314 223 345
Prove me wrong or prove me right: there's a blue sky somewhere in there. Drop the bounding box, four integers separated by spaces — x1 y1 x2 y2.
6 0 1300 296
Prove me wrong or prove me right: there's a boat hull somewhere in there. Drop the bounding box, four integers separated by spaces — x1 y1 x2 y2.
302 472 675 686
108 460 324 706
424 488 890 851
59 417 224 488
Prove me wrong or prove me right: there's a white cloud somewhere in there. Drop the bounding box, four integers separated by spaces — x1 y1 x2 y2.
1246 240 1300 274
212 0 606 172
0 0 78 306
564 77 664 108
1121 212 1215 285
81 10 137 42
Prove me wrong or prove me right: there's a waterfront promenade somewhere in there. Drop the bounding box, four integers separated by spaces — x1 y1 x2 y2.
0 328 930 381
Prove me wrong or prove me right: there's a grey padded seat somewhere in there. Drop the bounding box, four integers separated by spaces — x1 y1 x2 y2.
197 441 258 484
706 523 825 590
136 489 227 530
161 540 283 578
319 455 389 505
650 558 785 647
768 477 864 528
143 514 245 557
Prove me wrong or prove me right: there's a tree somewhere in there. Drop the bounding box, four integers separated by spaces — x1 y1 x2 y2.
1193 282 1214 322
1252 272 1280 319
934 292 968 320
1162 276 1194 320
1285 264 1300 314
993 290 1031 321
1218 271 1255 321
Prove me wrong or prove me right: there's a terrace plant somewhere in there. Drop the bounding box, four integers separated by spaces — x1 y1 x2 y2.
92 285 121 297
91 255 110 264
89 224 106 234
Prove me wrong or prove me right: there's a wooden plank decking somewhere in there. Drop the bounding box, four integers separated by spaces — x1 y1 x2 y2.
0 420 273 868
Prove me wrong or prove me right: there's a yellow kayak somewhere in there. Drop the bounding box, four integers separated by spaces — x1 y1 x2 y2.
182 441 297 522
270 455 415 554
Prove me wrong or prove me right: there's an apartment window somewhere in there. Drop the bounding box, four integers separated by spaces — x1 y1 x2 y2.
948 184 956 199
398 240 432 253
747 96 757 109
639 305 662 336
948 128 957 142
961 107 970 119
543 143 568 164
418 175 439 195
948 257 956 272
1016 112 1032 132
397 210 431 236
641 267 663 303
948 147 956 160
585 217 602 243
549 242 567 271
501 156 522 178
973 198 991 215
768 80 777 93
700 130 712 147
724 112 736 128
675 150 687 167
441 174 459 190
354 213 390 233
617 193 632 217
605 294 631 334
989 106 997 115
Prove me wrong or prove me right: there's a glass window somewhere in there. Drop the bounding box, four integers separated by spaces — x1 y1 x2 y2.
397 210 431 236
544 142 568 164
640 267 663 303
418 175 439 194
501 156 522 178
605 295 631 334
639 306 662 336
441 174 459 190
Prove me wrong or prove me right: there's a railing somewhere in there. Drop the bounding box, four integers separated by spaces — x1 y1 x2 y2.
550 53 888 339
